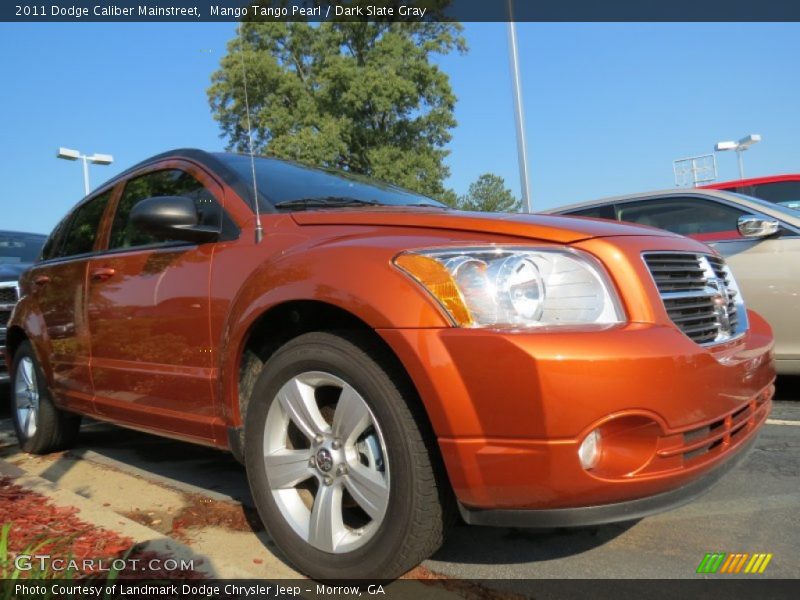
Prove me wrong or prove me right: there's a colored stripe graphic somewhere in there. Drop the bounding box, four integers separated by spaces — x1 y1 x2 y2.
699 553 773 574
734 554 749 573
758 554 773 573
697 553 726 573
720 554 736 573
744 554 761 573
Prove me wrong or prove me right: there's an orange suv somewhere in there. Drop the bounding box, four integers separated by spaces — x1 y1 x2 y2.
6 149 775 579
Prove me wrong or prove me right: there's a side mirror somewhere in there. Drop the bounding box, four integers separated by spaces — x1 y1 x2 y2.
737 215 780 239
130 196 219 244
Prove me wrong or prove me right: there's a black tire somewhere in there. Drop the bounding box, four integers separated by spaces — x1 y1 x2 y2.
10 341 81 454
244 331 450 580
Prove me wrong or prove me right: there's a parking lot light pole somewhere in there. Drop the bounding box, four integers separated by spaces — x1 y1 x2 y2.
714 134 761 180
57 147 114 195
507 0 532 213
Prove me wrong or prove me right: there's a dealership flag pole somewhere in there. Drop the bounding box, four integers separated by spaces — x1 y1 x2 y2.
507 1 532 212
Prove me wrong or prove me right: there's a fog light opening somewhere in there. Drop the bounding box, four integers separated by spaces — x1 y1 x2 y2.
579 429 602 470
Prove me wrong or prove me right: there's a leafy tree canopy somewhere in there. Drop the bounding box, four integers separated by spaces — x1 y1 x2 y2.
208 17 465 200
450 173 520 213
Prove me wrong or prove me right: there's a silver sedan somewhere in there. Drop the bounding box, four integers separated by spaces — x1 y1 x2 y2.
548 189 800 374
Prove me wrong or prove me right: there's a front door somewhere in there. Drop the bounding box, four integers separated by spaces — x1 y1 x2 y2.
713 236 800 368
86 164 227 441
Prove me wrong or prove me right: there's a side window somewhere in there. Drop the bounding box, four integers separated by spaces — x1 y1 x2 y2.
40 217 71 261
110 169 222 250
58 190 113 258
566 205 616 220
616 198 746 236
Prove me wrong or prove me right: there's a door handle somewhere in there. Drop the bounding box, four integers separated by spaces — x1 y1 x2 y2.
33 275 50 286
90 267 116 282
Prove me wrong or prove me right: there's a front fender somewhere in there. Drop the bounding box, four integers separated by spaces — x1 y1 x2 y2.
212 232 451 425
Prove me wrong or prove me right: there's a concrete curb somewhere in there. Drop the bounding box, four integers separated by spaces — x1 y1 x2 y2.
68 448 243 504
0 458 254 578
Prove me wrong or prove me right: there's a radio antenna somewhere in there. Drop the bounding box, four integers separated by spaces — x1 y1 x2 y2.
238 21 263 243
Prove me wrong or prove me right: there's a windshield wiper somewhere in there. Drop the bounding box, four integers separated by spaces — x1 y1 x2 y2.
274 196 381 210
403 202 448 208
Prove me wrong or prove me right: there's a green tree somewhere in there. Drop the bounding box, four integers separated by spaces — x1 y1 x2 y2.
208 18 465 201
457 173 520 213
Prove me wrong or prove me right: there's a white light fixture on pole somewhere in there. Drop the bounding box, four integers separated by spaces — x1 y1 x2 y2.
506 0 532 213
57 147 114 195
714 134 761 180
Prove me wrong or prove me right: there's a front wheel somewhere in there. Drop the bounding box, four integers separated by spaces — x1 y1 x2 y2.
244 332 449 580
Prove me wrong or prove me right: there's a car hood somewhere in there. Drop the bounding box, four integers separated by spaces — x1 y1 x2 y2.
0 262 31 282
290 208 679 243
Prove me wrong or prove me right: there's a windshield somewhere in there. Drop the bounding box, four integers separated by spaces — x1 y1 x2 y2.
216 154 445 211
0 233 46 264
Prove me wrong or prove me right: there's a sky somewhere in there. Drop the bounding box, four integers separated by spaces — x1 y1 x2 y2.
1 21 799 234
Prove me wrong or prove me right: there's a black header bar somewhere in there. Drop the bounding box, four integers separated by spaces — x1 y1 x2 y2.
5 0 800 23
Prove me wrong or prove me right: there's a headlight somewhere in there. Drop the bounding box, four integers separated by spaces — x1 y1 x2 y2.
394 246 625 328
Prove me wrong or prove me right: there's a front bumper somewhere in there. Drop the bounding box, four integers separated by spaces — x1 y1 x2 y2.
459 436 756 527
378 309 775 517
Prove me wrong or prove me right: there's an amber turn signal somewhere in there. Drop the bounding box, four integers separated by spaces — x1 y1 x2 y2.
394 253 473 326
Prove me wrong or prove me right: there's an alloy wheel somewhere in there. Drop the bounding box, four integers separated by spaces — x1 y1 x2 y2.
263 371 390 554
14 357 40 439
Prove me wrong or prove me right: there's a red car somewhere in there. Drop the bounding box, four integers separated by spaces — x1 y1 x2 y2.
703 173 800 211
6 150 775 579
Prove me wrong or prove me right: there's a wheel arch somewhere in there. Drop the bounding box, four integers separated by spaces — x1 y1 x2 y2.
4 325 28 368
225 299 442 468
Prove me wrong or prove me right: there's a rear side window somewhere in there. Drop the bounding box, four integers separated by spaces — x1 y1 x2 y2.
58 190 113 258
617 198 746 236
109 169 222 250
564 205 616 220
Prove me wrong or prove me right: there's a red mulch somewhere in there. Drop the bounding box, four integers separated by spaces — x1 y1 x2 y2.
169 493 263 541
403 564 527 600
0 476 204 579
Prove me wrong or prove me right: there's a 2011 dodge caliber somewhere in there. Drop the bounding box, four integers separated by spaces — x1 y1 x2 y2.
7 149 774 579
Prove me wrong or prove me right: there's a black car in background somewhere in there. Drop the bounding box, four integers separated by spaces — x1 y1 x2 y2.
1 231 47 381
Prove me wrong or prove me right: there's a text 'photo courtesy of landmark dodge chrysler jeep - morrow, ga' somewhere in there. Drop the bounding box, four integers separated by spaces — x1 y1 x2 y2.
5 150 775 580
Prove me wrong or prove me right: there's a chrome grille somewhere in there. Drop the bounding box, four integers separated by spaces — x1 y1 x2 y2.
0 286 17 305
643 252 747 345
0 282 19 349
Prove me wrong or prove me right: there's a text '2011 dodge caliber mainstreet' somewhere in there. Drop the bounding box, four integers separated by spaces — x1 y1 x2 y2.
6 150 775 579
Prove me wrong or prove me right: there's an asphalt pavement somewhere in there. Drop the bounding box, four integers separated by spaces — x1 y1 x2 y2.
1 376 798 583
